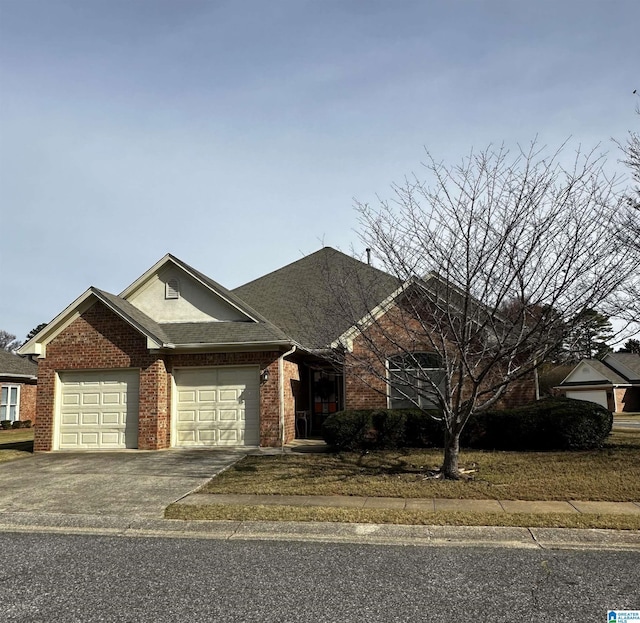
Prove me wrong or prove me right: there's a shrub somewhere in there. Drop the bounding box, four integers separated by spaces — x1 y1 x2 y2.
0 420 12 430
462 397 612 451
22 419 32 428
11 421 23 429
322 408 443 450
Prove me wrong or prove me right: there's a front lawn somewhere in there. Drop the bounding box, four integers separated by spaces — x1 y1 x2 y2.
198 430 640 502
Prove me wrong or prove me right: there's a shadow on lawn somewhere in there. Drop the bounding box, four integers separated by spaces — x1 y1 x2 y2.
0 440 34 453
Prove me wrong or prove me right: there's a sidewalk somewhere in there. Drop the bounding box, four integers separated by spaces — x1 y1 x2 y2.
174 492 640 515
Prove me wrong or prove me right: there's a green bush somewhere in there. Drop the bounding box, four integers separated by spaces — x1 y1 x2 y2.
11 421 22 429
462 397 613 451
0 420 12 430
322 408 443 450
22 419 32 428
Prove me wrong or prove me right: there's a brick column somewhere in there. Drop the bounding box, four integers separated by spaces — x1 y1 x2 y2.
138 357 169 450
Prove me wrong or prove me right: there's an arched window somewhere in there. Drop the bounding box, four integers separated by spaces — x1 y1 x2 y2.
387 352 445 410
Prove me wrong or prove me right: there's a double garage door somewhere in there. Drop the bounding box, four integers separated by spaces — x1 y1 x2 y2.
57 366 259 450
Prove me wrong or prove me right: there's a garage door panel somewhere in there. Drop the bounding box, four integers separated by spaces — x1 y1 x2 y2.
566 390 608 409
58 370 139 450
174 367 259 447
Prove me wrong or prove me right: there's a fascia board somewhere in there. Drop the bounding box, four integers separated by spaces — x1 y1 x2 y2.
17 289 96 356
0 373 37 381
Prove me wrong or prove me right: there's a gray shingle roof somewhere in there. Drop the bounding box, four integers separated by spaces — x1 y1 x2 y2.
0 349 37 378
95 289 290 348
93 289 172 346
608 353 640 379
233 247 400 349
584 359 629 384
158 322 290 346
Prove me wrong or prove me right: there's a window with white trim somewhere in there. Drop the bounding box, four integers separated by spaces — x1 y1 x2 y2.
388 352 445 410
0 385 20 421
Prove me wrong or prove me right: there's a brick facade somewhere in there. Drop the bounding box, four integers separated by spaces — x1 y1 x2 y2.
343 303 537 412
35 301 293 450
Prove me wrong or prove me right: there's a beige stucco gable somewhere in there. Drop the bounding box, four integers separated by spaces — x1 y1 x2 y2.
125 264 250 323
119 254 263 325
561 360 611 384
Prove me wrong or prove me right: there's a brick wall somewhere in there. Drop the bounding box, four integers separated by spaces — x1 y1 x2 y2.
35 301 164 451
615 387 640 412
343 302 537 412
169 351 282 447
20 383 37 422
282 359 300 443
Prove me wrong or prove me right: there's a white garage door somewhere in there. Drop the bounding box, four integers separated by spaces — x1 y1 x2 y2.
566 390 609 409
174 367 259 447
58 370 139 450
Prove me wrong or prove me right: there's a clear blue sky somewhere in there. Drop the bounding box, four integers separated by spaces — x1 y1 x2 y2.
1 0 638 342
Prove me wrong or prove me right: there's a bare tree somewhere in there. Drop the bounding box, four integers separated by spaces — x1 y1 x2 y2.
0 330 21 352
329 142 639 479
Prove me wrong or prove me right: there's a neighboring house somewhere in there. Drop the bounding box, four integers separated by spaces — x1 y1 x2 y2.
0 349 37 424
556 353 640 412
19 248 535 452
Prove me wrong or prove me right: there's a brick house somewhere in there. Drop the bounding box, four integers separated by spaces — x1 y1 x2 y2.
19 248 536 451
555 353 640 413
0 349 37 424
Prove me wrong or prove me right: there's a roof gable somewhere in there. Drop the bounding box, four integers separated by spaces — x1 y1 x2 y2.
561 359 628 385
121 254 259 324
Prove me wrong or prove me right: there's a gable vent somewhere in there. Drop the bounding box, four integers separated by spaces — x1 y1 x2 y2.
165 279 180 299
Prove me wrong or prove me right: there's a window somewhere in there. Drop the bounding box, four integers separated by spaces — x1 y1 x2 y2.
165 278 180 299
388 352 445 410
0 385 20 421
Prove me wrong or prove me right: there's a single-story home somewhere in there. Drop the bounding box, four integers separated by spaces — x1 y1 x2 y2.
0 349 38 424
556 352 640 412
19 248 535 451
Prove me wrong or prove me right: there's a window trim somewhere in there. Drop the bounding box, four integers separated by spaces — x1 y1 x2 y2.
387 352 445 410
0 384 20 421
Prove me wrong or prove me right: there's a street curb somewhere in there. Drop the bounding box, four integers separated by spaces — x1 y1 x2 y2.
1 513 639 551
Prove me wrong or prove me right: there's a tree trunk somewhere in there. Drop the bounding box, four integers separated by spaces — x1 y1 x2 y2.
441 429 461 479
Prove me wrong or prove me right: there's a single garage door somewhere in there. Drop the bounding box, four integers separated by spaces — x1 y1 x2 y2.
566 389 609 409
174 367 259 447
58 370 139 450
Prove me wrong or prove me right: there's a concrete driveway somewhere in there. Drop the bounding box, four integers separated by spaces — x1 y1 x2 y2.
0 449 245 519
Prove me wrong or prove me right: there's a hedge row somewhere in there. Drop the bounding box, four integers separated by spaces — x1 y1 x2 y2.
321 398 612 452
0 420 32 430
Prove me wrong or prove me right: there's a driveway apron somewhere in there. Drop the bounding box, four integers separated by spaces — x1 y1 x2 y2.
0 449 244 519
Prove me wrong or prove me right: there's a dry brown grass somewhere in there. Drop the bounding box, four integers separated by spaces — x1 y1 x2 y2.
165 503 640 530
199 430 640 502
0 428 34 462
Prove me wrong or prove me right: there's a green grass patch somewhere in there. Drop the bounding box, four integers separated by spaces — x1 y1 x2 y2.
198 430 640 502
165 503 640 530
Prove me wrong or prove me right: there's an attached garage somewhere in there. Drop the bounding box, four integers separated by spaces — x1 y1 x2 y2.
57 370 139 450
173 366 260 447
565 389 609 409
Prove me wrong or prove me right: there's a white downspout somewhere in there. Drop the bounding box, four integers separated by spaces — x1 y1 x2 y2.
279 345 297 449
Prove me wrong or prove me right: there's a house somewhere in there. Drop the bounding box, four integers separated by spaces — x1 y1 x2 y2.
0 349 37 424
18 248 535 451
556 353 640 413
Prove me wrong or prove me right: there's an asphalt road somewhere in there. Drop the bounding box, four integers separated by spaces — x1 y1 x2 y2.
1 532 638 622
